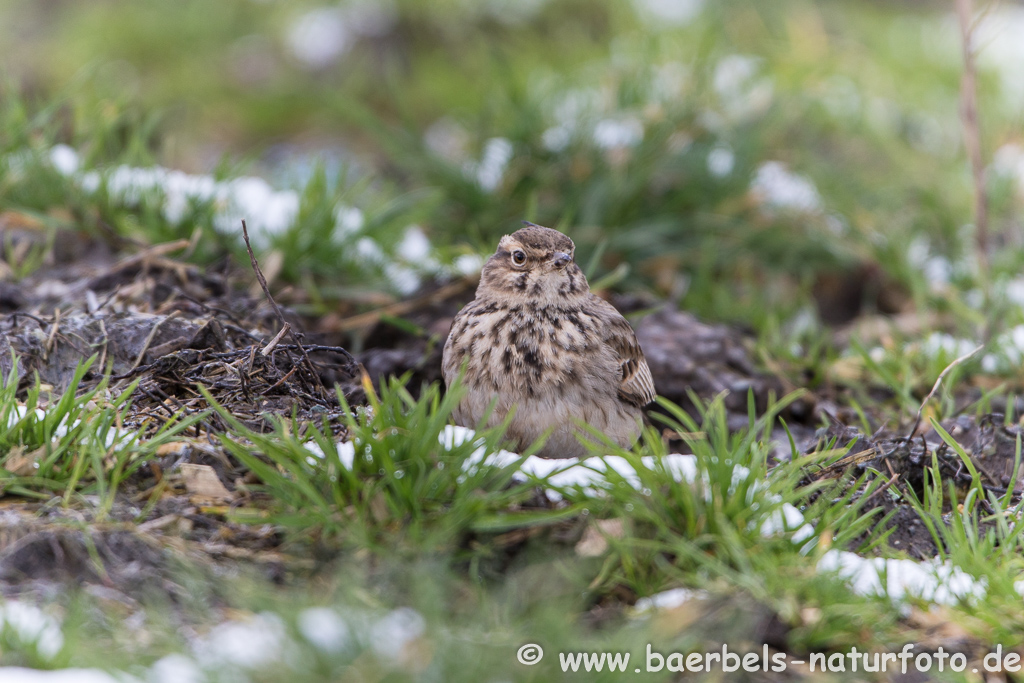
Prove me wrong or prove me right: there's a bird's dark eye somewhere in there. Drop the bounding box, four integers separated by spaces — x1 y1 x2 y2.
511 250 527 266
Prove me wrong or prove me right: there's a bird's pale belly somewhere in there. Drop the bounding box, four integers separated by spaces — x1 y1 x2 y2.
452 379 642 459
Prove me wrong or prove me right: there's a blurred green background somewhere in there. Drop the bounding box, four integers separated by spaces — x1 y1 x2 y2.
3 0 1024 355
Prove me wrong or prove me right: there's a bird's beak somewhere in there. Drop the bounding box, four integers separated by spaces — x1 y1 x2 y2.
551 252 572 268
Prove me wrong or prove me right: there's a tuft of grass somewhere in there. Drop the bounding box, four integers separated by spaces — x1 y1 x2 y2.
910 420 1024 570
537 392 826 591
0 356 198 514
209 376 573 556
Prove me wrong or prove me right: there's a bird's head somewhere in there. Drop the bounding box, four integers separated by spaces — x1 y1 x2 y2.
478 222 589 304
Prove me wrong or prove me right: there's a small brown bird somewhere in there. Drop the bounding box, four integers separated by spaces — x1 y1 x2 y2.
442 223 655 458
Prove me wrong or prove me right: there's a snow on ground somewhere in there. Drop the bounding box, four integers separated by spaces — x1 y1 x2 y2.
44 146 446 295
633 550 988 619
750 161 821 213
632 0 704 28
439 426 995 608
6 404 137 451
437 425 814 542
0 669 133 683
633 587 704 612
817 550 985 605
285 2 397 70
0 602 64 659
0 604 427 682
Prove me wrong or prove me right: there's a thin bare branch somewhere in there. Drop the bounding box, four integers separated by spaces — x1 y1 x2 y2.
260 323 290 357
126 311 181 375
907 343 983 438
240 220 329 398
955 0 989 276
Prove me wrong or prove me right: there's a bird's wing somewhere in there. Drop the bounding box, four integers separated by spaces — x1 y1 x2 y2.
592 296 656 408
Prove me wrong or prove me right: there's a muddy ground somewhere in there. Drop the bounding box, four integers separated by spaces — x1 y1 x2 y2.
0 225 1021 615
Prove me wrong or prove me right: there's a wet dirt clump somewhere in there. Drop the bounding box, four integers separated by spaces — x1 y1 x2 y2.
801 413 1024 559
0 237 359 432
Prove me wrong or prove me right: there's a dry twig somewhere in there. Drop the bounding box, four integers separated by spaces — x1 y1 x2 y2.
113 239 191 271
907 343 983 438
862 471 902 507
260 323 290 357
97 318 109 372
43 308 61 361
333 277 478 332
126 311 181 375
240 220 329 398
955 0 989 275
